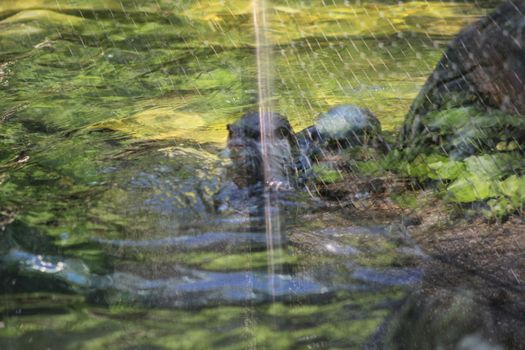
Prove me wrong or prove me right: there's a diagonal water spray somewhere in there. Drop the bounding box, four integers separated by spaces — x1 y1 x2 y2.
253 0 283 297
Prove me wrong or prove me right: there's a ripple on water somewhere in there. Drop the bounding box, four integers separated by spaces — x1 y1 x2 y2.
351 267 423 287
2 242 423 309
2 248 334 307
93 231 269 251
106 270 331 307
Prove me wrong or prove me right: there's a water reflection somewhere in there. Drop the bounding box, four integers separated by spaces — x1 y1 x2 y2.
0 0 515 349
0 203 424 348
2 206 523 349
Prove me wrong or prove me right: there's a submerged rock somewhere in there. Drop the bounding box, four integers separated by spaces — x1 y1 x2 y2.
400 0 525 153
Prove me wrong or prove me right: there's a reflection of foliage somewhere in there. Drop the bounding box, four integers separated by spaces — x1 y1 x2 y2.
0 290 400 349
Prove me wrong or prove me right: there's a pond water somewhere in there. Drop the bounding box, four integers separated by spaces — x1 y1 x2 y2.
0 1 517 349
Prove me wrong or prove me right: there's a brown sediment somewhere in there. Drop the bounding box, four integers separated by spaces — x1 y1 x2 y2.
406 204 525 349
318 172 525 309
410 203 525 297
315 174 410 212
317 173 525 348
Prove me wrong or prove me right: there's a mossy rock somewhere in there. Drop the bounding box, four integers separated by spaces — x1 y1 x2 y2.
400 1 525 154
402 106 525 160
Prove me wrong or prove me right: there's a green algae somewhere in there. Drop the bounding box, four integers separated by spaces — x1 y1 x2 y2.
201 249 298 270
124 248 300 272
312 163 344 184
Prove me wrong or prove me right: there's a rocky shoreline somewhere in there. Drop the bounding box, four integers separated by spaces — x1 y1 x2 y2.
307 0 525 319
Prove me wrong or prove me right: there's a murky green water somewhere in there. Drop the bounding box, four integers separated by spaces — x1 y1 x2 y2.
0 1 511 349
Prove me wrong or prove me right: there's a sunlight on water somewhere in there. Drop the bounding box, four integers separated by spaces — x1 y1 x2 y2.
253 0 283 298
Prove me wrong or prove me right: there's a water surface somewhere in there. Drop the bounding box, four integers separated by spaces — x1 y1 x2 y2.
0 1 513 349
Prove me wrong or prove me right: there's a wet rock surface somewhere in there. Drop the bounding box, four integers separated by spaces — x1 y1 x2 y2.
297 105 387 166
302 105 382 148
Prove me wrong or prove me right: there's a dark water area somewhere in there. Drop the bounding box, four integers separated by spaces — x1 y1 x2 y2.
0 1 522 349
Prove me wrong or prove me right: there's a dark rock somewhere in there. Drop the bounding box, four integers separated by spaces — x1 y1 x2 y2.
402 216 422 227
400 0 525 149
